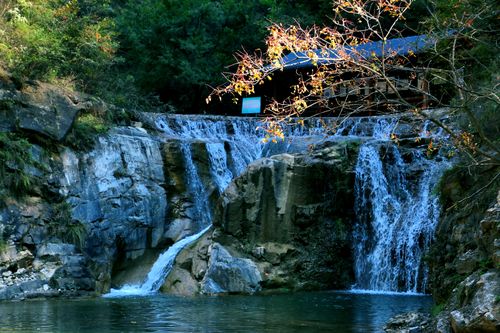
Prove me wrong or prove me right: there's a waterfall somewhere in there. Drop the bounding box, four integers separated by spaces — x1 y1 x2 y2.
104 225 211 297
104 114 449 297
180 143 212 228
104 116 266 297
352 140 449 293
206 142 233 193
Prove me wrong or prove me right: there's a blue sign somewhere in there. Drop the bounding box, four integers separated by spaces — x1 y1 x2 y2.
242 97 261 114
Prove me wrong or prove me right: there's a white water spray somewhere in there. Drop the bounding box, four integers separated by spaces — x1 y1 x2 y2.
352 139 449 293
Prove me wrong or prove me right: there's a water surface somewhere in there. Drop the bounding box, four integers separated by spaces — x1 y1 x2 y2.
0 291 432 332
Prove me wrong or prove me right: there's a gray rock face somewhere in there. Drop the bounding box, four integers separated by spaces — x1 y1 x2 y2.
426 166 500 333
37 243 76 258
0 123 172 297
201 243 261 294
0 80 83 141
217 140 359 242
59 127 167 291
213 140 360 291
447 272 499 333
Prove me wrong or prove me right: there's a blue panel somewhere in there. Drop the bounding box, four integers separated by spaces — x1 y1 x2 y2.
242 97 261 114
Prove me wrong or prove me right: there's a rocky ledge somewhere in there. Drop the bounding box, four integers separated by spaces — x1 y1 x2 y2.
161 139 361 295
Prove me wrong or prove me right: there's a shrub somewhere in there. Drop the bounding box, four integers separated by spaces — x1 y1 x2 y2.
0 132 40 200
0 0 118 94
64 112 109 151
48 201 87 250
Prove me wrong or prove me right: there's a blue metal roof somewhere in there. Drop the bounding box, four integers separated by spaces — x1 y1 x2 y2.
276 34 434 70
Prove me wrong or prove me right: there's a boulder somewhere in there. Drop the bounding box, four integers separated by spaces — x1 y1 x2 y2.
0 80 84 141
200 243 261 294
160 268 199 296
216 139 359 243
384 312 431 333
448 272 499 333
212 139 360 291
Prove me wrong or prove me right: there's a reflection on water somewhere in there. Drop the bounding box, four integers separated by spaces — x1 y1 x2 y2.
0 291 432 333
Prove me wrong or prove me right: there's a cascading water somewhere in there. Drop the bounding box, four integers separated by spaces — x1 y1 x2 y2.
352 134 449 293
180 142 212 228
105 114 449 297
105 116 266 297
206 142 233 193
103 225 211 297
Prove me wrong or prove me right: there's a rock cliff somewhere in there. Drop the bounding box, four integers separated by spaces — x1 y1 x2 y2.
161 139 361 294
425 166 499 333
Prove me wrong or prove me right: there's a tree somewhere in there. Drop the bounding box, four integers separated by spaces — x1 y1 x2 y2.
0 0 118 88
113 0 335 112
210 0 499 165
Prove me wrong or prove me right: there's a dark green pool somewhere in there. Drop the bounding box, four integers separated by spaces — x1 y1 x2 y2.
0 291 432 332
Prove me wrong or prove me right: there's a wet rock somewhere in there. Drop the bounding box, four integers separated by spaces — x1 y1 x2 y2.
161 231 210 296
200 243 261 294
384 312 431 333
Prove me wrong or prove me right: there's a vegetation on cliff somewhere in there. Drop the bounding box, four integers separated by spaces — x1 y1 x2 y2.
0 132 40 200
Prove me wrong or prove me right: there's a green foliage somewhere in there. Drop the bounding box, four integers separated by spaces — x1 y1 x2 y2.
0 0 118 89
0 0 336 112
425 0 499 153
64 112 109 151
431 303 445 317
114 0 333 112
478 258 495 273
0 132 39 199
48 201 87 250
0 231 7 254
437 163 499 212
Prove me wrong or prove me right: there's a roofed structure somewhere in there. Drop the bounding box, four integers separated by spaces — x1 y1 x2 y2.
275 34 435 71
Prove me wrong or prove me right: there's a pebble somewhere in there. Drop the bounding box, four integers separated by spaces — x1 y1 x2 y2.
2 271 12 277
43 284 49 291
